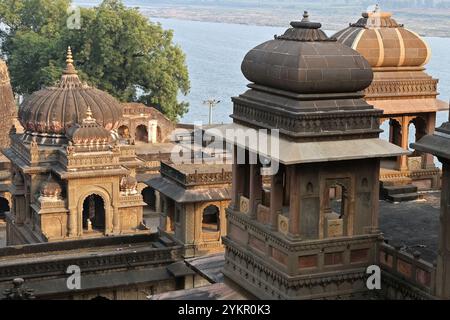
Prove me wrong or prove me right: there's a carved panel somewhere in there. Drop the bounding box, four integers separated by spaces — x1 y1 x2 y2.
240 196 250 215
278 214 289 236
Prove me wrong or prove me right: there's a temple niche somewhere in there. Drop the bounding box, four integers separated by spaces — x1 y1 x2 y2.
333 7 448 197
215 12 406 299
4 48 149 245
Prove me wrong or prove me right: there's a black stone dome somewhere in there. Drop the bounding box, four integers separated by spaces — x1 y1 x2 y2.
19 47 122 145
241 12 374 94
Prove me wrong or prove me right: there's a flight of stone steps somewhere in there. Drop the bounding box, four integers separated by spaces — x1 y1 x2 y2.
380 181 420 203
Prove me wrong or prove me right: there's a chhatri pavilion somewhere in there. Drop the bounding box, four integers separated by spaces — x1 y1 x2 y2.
213 12 409 299
4 48 149 245
333 7 448 198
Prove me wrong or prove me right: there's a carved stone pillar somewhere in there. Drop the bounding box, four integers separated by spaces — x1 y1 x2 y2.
149 120 158 143
68 208 77 237
232 145 246 211
155 191 161 213
112 205 119 233
436 159 450 298
423 113 436 169
249 161 262 219
270 165 284 230
288 166 300 237
399 116 409 172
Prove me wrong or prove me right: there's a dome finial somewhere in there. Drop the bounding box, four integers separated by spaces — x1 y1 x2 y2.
302 11 310 22
374 3 380 13
83 106 96 123
63 46 77 75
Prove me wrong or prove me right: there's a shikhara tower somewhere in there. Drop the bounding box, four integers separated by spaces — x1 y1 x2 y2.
5 48 148 244
216 13 406 299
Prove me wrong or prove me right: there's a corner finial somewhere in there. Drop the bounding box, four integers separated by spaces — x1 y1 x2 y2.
374 3 380 13
63 46 77 75
302 11 310 22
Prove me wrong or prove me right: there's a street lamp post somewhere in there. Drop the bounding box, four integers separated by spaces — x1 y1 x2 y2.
203 99 221 125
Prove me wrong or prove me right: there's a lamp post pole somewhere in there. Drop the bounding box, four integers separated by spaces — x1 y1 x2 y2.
203 99 221 125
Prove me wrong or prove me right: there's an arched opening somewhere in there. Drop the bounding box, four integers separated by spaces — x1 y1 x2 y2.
202 205 220 233
135 124 148 143
142 187 156 212
82 194 105 232
118 125 130 139
0 197 10 214
329 185 345 218
409 117 427 154
380 118 402 171
324 181 349 238
389 119 402 147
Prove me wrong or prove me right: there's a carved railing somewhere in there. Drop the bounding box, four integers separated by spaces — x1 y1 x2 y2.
160 161 232 186
379 243 436 294
365 79 438 98
0 244 182 281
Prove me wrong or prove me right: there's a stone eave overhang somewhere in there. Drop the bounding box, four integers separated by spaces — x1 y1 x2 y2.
53 166 129 179
412 126 450 160
2 148 55 174
147 176 231 203
209 123 409 165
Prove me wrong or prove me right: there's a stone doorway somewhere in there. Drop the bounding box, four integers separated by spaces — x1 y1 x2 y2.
0 197 10 214
82 194 106 232
135 124 148 142
202 205 220 233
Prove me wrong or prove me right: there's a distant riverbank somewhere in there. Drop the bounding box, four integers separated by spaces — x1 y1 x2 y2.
75 2 450 38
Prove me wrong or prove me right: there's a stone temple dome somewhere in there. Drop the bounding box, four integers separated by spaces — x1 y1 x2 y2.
332 6 431 68
19 47 122 145
66 106 112 146
241 11 374 95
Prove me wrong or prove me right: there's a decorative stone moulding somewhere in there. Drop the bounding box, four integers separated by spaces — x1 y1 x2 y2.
278 215 289 236
239 196 250 214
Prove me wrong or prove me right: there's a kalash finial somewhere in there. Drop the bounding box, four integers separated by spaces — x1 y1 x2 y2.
83 106 96 123
302 11 310 22
374 3 381 13
63 46 77 75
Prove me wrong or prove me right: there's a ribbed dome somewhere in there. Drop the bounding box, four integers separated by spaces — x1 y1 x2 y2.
332 7 431 68
19 47 122 144
66 107 112 145
40 175 62 199
241 12 373 94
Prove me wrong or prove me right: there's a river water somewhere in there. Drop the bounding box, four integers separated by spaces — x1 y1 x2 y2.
153 17 450 140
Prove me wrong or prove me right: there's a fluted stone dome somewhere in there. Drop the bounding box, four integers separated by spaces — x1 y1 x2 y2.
40 175 62 199
333 7 431 68
241 12 374 94
19 48 122 145
66 107 112 145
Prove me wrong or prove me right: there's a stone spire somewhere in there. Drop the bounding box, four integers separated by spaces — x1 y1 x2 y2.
63 46 77 75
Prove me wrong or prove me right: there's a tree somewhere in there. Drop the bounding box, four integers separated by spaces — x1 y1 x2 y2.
0 0 190 121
